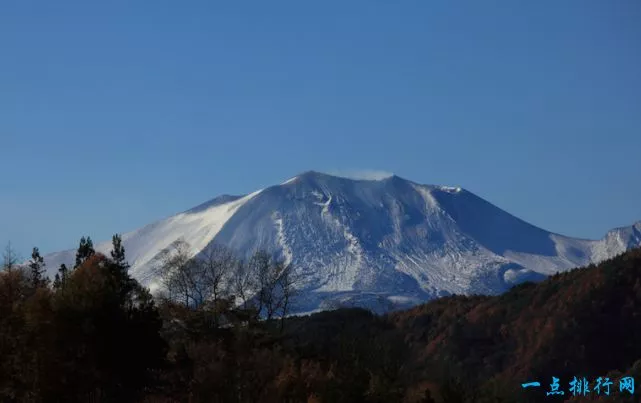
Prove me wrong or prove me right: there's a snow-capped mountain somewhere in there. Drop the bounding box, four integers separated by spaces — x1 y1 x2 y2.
43 171 641 313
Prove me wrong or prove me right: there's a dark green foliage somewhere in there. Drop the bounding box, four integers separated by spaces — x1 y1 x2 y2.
53 263 68 290
28 247 47 289
111 233 128 270
53 272 61 289
74 235 95 269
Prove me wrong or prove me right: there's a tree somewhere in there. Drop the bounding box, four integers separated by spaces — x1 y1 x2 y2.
249 251 297 322
50 253 166 402
250 251 276 319
74 237 86 268
200 244 236 324
86 237 94 255
277 263 298 332
110 234 128 271
53 264 68 290
109 234 135 301
231 259 259 324
74 236 95 269
233 259 253 310
154 240 242 316
0 267 34 400
154 238 200 307
28 247 47 289
2 241 19 271
53 273 61 290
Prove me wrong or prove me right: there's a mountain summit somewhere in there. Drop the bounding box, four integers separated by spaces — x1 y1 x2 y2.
43 172 641 313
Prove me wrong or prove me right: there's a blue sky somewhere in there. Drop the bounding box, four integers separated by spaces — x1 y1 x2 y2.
1 0 640 257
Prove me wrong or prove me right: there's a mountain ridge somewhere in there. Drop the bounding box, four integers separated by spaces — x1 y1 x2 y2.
41 171 641 313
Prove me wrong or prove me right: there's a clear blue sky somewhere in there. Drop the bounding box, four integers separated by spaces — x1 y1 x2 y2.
1 0 640 257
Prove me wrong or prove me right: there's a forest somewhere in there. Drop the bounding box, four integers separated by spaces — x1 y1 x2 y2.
1 236 641 402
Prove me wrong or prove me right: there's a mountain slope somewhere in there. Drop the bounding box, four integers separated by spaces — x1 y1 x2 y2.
42 171 641 313
389 247 641 402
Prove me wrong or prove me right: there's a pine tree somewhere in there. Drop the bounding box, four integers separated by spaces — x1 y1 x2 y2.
29 247 47 288
86 237 95 256
75 237 87 268
109 234 134 302
110 234 128 271
54 263 68 290
74 236 95 269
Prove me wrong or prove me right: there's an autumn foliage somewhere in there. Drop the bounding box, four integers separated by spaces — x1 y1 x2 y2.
1 237 641 402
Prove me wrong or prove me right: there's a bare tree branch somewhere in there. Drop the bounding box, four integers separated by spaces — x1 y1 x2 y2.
153 238 201 307
2 241 20 272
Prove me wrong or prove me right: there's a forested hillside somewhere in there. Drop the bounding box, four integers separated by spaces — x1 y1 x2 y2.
1 237 640 402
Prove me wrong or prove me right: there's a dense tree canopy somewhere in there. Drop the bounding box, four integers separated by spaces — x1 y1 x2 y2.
1 235 640 402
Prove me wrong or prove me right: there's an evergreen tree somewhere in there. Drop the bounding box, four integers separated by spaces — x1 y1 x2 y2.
53 273 61 289
50 254 166 401
109 234 134 302
74 236 95 269
86 237 95 256
75 237 86 268
53 264 68 290
28 247 47 288
110 234 128 271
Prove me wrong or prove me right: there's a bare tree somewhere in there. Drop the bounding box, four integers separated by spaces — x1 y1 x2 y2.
153 238 203 307
154 240 243 325
250 251 278 320
2 241 20 271
200 244 235 305
154 242 300 328
248 250 298 324
228 258 262 327
277 263 299 332
198 243 237 326
232 259 253 310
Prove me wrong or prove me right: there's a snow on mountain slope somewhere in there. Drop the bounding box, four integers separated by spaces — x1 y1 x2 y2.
42 171 641 313
44 189 263 292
